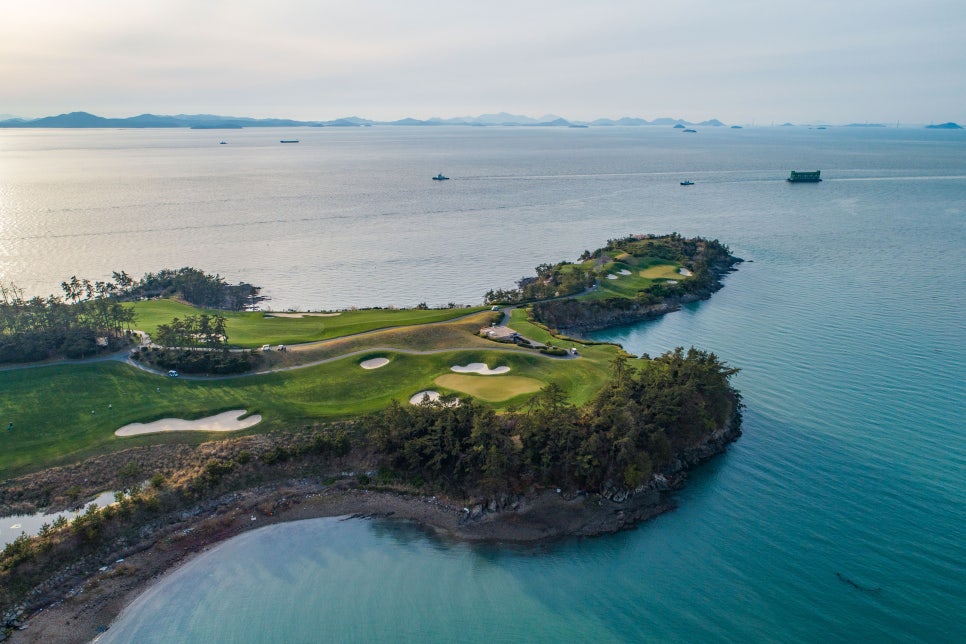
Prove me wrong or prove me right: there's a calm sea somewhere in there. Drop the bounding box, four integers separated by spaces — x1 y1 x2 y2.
3 126 964 642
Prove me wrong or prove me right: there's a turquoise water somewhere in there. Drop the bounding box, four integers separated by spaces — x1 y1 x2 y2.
3 127 963 641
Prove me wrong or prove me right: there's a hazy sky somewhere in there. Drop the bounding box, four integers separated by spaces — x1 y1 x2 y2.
2 0 963 124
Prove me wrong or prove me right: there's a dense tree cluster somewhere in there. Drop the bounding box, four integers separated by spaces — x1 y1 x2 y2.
126 267 264 310
0 267 266 364
153 313 229 350
484 262 593 305
132 313 255 374
370 347 740 496
0 278 135 363
371 397 516 492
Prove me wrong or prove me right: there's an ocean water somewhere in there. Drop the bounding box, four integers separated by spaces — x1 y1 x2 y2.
2 126 964 641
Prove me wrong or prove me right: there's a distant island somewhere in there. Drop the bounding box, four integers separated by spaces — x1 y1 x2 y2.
2 111 959 130
0 110 730 129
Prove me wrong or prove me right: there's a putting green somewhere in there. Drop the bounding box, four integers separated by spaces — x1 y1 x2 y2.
434 373 543 402
639 263 684 280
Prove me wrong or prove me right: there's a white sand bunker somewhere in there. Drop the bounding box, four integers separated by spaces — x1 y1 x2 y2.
265 312 342 318
606 274 618 280
115 410 261 437
618 269 632 275
360 357 390 369
667 279 679 285
678 268 693 277
409 391 441 405
408 391 459 407
451 363 510 375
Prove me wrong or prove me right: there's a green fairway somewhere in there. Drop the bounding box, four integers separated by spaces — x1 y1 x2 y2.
0 340 613 476
0 298 623 478
127 300 486 347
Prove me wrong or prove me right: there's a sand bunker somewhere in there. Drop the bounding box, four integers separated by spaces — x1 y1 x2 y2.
667 279 679 285
451 363 510 375
606 274 618 280
264 312 342 318
115 410 261 437
678 268 693 277
360 357 390 369
409 391 441 405
408 391 460 407
618 269 632 275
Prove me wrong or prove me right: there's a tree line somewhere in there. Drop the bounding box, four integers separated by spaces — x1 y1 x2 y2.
0 278 136 362
131 313 256 374
129 267 265 310
370 347 740 496
0 268 265 364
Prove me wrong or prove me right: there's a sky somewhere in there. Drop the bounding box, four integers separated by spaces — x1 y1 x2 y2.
2 0 964 125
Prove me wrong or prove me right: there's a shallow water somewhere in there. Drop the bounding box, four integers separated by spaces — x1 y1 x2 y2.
0 491 116 547
3 126 964 641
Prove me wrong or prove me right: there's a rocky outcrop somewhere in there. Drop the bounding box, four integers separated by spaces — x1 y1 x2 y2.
533 296 683 335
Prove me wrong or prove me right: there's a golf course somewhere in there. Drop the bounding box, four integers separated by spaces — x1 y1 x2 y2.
0 233 739 480
0 304 614 478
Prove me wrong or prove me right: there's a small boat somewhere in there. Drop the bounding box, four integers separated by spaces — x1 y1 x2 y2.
279 139 299 143
682 128 697 133
787 170 822 183
680 180 694 186
432 174 450 181
219 141 227 144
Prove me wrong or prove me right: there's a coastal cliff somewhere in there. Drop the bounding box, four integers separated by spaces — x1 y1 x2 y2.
449 404 742 541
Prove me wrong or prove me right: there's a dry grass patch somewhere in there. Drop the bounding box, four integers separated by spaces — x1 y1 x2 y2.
277 312 497 367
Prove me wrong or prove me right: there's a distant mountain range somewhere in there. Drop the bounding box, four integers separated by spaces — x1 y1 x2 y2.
0 112 958 130
0 111 733 129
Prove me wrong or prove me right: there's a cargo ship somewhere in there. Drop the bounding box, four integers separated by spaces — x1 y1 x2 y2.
787 170 822 182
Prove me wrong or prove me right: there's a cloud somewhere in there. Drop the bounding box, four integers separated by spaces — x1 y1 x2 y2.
1 0 963 122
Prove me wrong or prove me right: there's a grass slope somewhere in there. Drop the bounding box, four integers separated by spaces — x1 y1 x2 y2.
0 346 614 477
128 300 485 348
583 256 686 301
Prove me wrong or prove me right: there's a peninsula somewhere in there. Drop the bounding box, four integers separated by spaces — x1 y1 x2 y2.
0 234 742 642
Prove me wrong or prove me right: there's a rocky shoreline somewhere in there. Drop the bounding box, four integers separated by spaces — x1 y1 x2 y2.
4 415 740 643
